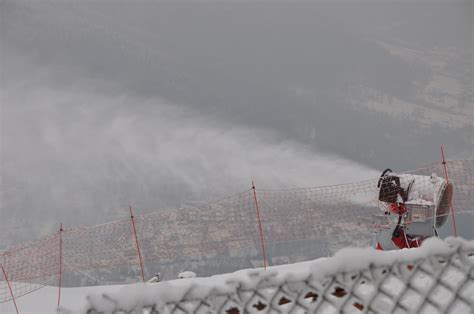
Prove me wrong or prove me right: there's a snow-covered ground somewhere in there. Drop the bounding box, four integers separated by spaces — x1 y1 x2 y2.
0 284 127 314
2 237 472 314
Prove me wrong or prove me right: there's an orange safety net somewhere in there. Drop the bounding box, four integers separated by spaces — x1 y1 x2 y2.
1 159 472 304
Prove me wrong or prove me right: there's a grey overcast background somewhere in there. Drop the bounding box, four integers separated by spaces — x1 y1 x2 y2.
1 0 472 248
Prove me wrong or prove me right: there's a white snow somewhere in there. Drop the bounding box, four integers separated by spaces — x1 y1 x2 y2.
177 271 197 279
1 237 471 314
0 284 126 314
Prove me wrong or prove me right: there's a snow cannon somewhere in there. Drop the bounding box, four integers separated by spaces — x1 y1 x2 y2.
375 169 453 251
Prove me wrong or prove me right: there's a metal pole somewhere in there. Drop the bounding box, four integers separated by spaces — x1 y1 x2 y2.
441 146 457 237
1 265 19 314
58 223 63 308
129 205 145 282
252 181 267 270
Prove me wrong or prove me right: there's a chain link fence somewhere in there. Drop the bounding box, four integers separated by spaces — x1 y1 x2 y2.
83 237 474 314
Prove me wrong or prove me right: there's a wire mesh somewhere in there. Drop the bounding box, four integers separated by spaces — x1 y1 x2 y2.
0 233 60 302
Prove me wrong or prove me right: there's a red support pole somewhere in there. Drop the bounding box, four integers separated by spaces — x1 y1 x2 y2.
58 223 63 308
129 205 145 282
441 146 457 237
1 265 19 314
252 181 267 271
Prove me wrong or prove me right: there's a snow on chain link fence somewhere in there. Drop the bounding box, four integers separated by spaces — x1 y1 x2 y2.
81 237 474 314
1 160 473 304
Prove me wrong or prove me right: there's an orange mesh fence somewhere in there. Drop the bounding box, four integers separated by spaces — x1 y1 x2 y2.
0 233 60 302
136 190 259 265
0 159 472 304
62 219 140 272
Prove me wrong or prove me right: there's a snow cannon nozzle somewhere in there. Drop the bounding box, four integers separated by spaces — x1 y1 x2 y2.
377 168 393 188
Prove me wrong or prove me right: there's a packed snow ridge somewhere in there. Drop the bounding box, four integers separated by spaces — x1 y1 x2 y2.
52 237 473 314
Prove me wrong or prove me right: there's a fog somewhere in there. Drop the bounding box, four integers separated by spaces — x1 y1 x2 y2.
1 0 472 247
